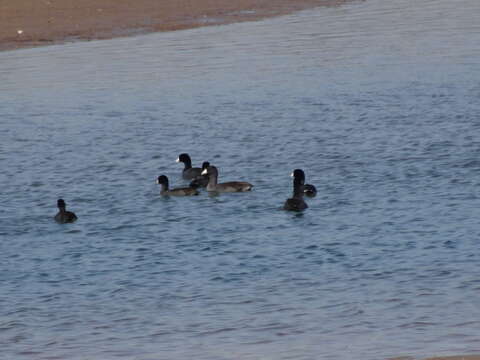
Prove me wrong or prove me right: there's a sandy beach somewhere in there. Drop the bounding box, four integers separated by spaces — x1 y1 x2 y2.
0 0 350 51
391 356 480 360
424 357 480 360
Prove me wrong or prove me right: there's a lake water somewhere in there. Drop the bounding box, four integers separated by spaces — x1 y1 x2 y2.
1 0 480 359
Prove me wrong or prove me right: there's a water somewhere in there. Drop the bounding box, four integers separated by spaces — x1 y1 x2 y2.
1 0 480 359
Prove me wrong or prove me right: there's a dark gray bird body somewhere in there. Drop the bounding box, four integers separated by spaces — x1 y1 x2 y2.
201 165 253 193
283 169 308 211
54 199 78 223
189 161 210 189
157 175 199 196
176 153 203 180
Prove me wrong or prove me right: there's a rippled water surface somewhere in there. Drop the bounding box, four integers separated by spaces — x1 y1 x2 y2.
1 0 480 359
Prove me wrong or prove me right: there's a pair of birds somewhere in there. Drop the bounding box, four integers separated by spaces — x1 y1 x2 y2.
283 169 316 211
156 153 253 196
157 153 316 211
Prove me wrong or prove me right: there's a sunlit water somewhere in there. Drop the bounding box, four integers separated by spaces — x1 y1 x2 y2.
1 0 480 359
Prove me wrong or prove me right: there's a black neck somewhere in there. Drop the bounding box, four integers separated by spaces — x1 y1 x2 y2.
183 158 192 169
207 172 218 186
292 178 304 198
160 180 169 191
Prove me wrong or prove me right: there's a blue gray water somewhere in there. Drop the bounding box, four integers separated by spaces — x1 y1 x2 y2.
1 0 480 359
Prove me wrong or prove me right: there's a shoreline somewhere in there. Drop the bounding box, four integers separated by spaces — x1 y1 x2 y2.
0 0 350 52
424 357 480 360
391 356 480 360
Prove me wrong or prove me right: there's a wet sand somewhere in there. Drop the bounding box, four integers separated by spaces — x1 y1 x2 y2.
392 355 480 360
424 357 480 360
391 356 480 360
0 0 349 51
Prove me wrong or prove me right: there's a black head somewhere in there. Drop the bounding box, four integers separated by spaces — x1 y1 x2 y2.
201 161 210 170
292 169 305 183
303 183 317 197
157 175 169 185
57 199 66 208
176 153 191 164
201 165 218 176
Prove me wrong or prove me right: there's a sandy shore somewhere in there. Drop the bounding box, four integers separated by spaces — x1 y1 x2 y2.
424 357 480 360
0 0 350 51
391 355 480 360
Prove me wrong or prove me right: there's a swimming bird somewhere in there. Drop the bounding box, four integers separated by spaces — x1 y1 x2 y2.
157 175 199 196
303 184 317 197
54 199 78 223
201 165 253 192
283 169 308 211
291 169 317 197
189 161 210 189
176 153 203 180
